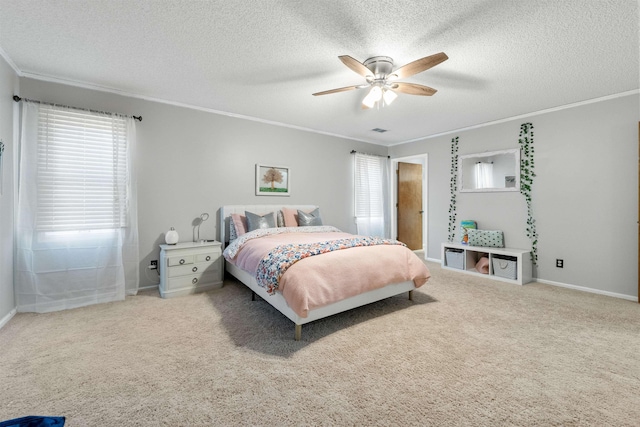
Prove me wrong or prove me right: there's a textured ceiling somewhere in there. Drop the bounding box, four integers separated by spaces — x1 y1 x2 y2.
0 0 638 146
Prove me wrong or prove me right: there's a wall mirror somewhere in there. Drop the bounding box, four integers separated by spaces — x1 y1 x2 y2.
459 148 520 192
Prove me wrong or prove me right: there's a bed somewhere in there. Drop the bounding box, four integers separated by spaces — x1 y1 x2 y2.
219 204 431 340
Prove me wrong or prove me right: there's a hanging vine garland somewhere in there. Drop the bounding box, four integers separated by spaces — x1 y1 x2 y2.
447 136 459 242
519 123 538 265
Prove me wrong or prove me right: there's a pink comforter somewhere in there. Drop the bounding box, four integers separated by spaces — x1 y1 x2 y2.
227 231 430 318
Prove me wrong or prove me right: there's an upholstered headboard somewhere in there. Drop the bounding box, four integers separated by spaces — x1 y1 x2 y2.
219 204 318 249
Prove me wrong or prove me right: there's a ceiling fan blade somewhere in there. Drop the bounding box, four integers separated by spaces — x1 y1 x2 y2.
312 85 365 96
391 82 437 96
338 55 373 78
389 52 448 80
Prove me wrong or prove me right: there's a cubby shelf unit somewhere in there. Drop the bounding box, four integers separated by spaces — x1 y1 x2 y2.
441 243 533 285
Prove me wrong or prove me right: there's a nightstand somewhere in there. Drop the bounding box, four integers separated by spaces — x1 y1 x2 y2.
159 241 223 298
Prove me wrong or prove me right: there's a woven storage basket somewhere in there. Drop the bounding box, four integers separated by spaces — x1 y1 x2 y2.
445 249 464 270
492 256 517 280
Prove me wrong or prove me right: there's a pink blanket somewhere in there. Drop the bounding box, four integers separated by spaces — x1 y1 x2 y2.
227 231 431 318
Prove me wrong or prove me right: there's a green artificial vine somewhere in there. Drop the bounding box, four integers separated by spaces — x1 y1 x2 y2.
447 136 459 242
519 123 538 265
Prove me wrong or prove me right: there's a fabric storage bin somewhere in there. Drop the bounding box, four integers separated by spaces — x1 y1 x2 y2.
492 255 517 280
445 249 464 270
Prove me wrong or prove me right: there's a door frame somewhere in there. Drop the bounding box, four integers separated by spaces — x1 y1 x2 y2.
391 154 428 256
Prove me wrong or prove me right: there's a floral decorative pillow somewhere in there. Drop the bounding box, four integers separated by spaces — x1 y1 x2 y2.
229 220 238 241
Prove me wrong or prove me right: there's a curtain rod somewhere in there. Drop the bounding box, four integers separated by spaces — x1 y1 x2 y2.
12 95 142 122
350 150 390 159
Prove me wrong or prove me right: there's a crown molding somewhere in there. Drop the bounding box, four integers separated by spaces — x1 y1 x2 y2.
17 67 636 150
0 46 21 75
18 71 382 146
389 89 640 147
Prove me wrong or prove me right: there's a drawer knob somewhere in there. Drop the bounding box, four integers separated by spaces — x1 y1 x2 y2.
179 259 185 265
192 278 198 284
192 266 198 273
205 256 211 261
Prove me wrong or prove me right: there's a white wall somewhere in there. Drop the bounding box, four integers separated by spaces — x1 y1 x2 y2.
11 79 640 301
0 55 18 323
19 78 387 289
390 93 639 299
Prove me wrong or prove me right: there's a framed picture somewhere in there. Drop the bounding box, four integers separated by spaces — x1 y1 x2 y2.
256 164 290 196
505 175 516 188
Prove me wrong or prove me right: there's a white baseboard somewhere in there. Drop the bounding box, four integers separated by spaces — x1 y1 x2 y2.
431 256 637 302
535 278 637 302
0 308 17 330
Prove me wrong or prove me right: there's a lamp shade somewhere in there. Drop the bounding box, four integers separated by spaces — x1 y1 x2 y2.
165 227 179 245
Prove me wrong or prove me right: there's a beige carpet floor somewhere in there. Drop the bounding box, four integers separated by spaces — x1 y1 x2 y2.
1 261 639 426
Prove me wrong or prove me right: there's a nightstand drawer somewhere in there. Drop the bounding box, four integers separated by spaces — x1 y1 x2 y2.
166 272 219 291
167 255 194 266
196 252 219 263
167 261 220 278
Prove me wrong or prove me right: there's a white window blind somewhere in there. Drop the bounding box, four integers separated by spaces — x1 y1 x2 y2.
354 154 384 218
354 153 388 237
36 106 128 231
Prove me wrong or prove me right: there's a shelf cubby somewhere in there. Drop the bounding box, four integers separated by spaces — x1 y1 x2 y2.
441 242 532 285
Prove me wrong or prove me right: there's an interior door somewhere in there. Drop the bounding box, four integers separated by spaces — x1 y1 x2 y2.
397 162 423 250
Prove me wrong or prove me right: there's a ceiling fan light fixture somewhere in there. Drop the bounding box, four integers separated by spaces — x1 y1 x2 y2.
362 85 383 108
383 89 398 105
315 52 448 109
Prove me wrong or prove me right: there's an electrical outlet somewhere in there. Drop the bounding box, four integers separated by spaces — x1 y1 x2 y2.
556 259 563 268
149 260 158 270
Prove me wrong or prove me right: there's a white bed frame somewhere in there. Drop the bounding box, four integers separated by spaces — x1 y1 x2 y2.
219 205 416 340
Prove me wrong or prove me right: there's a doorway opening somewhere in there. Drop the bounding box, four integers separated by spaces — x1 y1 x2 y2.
391 154 428 258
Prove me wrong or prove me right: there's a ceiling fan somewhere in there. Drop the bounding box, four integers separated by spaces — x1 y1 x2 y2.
312 52 448 109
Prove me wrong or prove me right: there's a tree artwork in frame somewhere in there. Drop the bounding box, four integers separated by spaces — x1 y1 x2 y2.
256 164 290 196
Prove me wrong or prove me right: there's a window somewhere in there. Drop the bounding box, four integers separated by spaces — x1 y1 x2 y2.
16 101 139 313
354 153 389 237
36 106 129 232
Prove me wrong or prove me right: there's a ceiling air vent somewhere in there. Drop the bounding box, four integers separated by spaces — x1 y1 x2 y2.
371 128 388 133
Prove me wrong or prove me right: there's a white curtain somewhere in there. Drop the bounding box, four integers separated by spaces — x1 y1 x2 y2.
474 162 494 189
15 102 139 313
354 153 390 238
